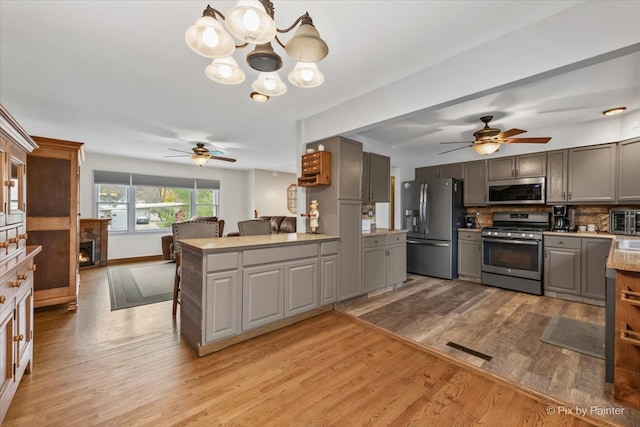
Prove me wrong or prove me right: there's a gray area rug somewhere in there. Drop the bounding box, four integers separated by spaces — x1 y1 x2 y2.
107 261 175 310
541 316 605 359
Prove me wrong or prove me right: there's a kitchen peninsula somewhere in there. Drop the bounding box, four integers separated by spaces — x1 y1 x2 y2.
179 233 339 356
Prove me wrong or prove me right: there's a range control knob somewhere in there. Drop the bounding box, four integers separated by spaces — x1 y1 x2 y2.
507 232 512 237
521 233 526 237
529 233 534 238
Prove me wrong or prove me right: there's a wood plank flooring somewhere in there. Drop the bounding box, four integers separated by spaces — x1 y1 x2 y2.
336 274 640 427
1 265 609 426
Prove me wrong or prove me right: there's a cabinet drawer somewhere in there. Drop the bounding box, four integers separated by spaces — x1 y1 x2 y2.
206 252 239 272
387 233 406 245
363 235 386 249
458 231 481 242
321 241 338 255
544 235 581 249
244 244 318 266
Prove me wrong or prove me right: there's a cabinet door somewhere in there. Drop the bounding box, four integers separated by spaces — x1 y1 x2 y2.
546 150 568 203
14 288 32 373
320 255 338 305
487 157 515 180
415 166 438 180
617 139 640 201
284 258 318 317
0 308 14 408
337 138 363 200
438 163 464 180
242 264 284 331
581 238 610 300
568 144 616 203
204 270 239 343
386 243 407 286
457 239 481 279
516 153 546 178
363 246 386 292
544 247 581 295
463 160 487 206
338 201 362 301
368 153 390 202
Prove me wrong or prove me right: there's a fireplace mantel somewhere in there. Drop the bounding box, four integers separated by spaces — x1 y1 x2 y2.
79 218 110 268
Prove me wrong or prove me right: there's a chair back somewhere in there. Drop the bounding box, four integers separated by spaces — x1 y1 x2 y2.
172 220 220 255
238 219 272 236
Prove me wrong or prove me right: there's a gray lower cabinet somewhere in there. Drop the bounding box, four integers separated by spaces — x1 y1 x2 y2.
363 235 386 292
284 258 319 317
337 200 363 301
457 230 481 281
544 235 610 302
243 263 285 331
463 160 486 206
320 241 338 305
362 232 407 293
204 270 240 343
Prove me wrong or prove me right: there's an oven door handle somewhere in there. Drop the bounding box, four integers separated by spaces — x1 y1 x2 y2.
407 240 450 247
482 238 539 246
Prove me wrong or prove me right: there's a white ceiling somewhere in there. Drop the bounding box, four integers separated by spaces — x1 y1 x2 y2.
1 1 639 173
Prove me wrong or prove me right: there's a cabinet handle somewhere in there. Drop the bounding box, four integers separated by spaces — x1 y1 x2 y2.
0 295 5 304
28 264 37 271
562 192 566 200
19 233 28 241
10 281 21 288
4 180 15 187
568 192 572 200
544 250 548 258
17 273 27 280
13 334 24 342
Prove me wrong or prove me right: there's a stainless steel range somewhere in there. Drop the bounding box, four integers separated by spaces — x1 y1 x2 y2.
481 212 550 295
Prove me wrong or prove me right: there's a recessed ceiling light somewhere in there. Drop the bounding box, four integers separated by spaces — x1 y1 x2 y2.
602 107 626 116
250 92 269 102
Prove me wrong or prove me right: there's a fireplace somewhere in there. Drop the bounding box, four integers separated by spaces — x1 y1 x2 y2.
79 240 95 267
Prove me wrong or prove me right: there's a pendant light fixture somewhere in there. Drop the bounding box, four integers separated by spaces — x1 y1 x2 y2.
186 0 328 99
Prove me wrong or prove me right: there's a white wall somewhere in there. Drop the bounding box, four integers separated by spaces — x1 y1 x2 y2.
252 169 297 218
80 153 249 260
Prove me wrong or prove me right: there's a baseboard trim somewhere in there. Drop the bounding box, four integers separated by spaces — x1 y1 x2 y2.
107 255 164 266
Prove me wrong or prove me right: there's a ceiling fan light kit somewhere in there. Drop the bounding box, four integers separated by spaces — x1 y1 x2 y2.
473 142 500 155
191 154 211 166
166 143 237 166
186 0 329 97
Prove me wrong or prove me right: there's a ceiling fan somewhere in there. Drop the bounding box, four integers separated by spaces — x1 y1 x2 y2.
439 115 551 155
165 143 236 166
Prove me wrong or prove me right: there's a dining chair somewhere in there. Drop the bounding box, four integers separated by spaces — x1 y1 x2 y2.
237 219 272 236
172 220 220 316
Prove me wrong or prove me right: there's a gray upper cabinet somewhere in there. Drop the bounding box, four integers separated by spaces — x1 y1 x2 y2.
487 153 546 180
415 163 463 180
463 160 487 206
568 144 616 203
546 150 568 203
362 152 390 203
617 138 640 202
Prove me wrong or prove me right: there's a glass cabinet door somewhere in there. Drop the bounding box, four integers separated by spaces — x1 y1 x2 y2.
6 155 26 224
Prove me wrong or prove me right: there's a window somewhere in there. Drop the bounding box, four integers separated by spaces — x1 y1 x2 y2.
94 171 220 232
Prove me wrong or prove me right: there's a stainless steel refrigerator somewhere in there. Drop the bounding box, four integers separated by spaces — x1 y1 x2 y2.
402 178 464 279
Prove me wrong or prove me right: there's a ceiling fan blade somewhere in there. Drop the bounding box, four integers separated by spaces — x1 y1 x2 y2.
439 145 472 155
210 155 237 163
168 148 191 154
164 154 189 158
440 140 474 145
495 128 526 139
503 137 551 144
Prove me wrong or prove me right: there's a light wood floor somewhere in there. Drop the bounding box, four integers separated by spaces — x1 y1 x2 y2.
1 265 611 426
336 274 640 427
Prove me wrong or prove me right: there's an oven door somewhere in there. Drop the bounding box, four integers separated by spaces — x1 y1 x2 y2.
482 237 542 280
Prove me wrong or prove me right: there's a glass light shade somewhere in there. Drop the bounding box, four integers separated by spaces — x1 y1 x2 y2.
205 57 246 84
225 1 276 44
252 72 287 96
285 23 329 63
473 142 500 155
185 16 235 58
288 62 324 88
191 154 210 166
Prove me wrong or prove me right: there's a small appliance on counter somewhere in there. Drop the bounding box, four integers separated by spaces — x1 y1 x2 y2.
551 205 571 232
465 215 477 229
610 210 640 235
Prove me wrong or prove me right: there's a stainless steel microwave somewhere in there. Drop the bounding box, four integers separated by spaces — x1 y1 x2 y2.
610 210 640 235
487 177 545 205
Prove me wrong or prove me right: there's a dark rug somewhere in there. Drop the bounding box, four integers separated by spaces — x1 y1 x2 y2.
107 261 175 310
540 316 605 359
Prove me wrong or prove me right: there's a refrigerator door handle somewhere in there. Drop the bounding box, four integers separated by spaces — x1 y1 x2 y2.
419 183 426 234
406 240 450 247
424 183 429 234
